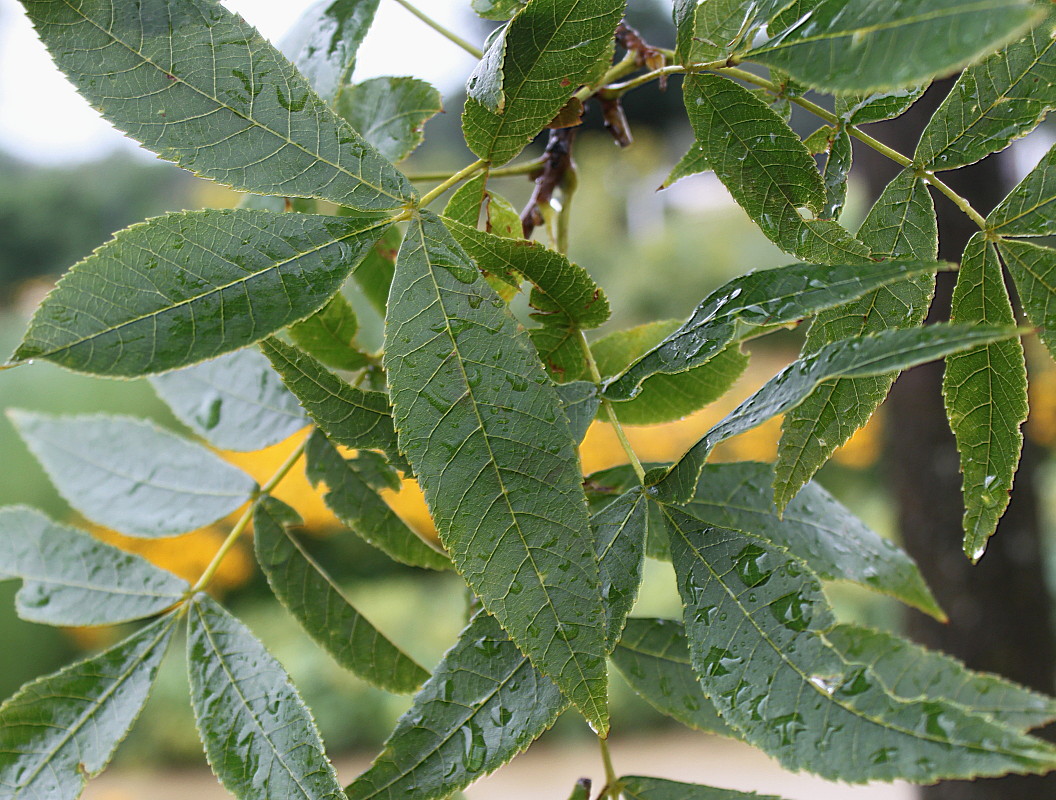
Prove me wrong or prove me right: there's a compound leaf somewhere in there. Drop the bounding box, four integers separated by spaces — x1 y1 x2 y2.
747 0 1040 95
13 210 392 377
338 77 443 164
0 506 188 626
150 347 309 452
0 611 178 800
462 0 625 165
254 495 429 693
18 0 414 209
187 594 346 800
8 411 256 538
384 212 607 731
943 234 1027 560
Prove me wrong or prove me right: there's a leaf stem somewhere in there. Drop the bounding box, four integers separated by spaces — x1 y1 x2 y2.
189 436 309 594
406 157 545 183
417 159 488 208
598 736 621 799
388 0 484 59
574 52 640 102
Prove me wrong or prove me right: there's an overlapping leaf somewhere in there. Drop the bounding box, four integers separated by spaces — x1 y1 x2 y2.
988 143 1056 236
289 293 370 372
261 337 402 461
593 321 748 426
829 624 1056 732
684 461 942 617
664 508 1056 782
556 381 600 443
593 491 648 645
281 0 381 105
352 223 403 316
305 431 451 570
621 774 784 800
383 212 607 730
611 617 736 738
445 175 523 239
0 612 178 800
835 86 928 125
473 0 527 21
917 11 1056 171
461 0 625 165
673 0 790 64
8 411 257 538
747 0 1041 94
943 234 1027 560
150 347 309 451
254 495 429 693
996 239 1056 360
0 506 187 626
19 0 414 209
603 256 941 402
338 77 442 164
820 125 851 219
657 324 1020 503
681 73 870 263
775 169 937 509
13 210 392 376
187 594 346 800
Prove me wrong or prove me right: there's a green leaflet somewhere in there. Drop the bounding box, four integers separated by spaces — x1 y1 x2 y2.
594 321 748 425
353 223 403 316
683 461 942 618
828 624 1056 733
681 73 871 264
383 212 607 731
187 594 346 800
338 77 443 164
150 347 309 452
602 257 942 402
260 337 403 463
658 324 1020 504
0 611 178 800
664 142 709 188
988 142 1056 236
19 0 413 209
472 0 527 21
467 22 510 114
673 0 790 64
943 234 1027 560
289 293 370 372
593 491 648 646
281 0 381 106
611 617 736 739
345 611 568 800
13 210 392 377
444 217 608 379
254 496 429 693
556 381 601 444
997 239 1056 361
0 506 188 626
775 169 937 509
820 125 851 220
7 411 257 538
621 774 784 800
461 0 625 165
835 86 928 125
747 0 1041 95
663 508 1056 782
304 431 452 571
916 11 1056 171
445 175 523 239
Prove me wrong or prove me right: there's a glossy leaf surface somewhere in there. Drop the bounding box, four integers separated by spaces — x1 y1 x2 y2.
593 491 648 646
775 169 937 509
681 73 870 264
835 86 928 125
0 612 177 800
611 617 735 738
916 12 1056 171
187 594 346 800
665 508 1056 782
621 775 782 800
338 77 442 164
8 411 256 538
943 234 1027 559
659 324 1020 503
748 0 1040 94
384 212 607 731
254 496 429 693
997 239 1056 360
988 143 1056 236
150 347 308 451
462 0 625 165
684 461 941 617
673 0 788 64
603 257 941 401
0 506 187 626
829 624 1056 733
14 210 391 376
305 431 451 570
289 293 369 372
19 0 414 208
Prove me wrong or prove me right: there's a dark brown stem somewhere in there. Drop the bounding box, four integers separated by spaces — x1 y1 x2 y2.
521 127 578 239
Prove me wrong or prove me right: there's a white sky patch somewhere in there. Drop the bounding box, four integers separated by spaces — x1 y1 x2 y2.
0 0 479 164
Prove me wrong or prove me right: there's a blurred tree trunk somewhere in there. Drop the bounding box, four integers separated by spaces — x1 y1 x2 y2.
855 81 1056 799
